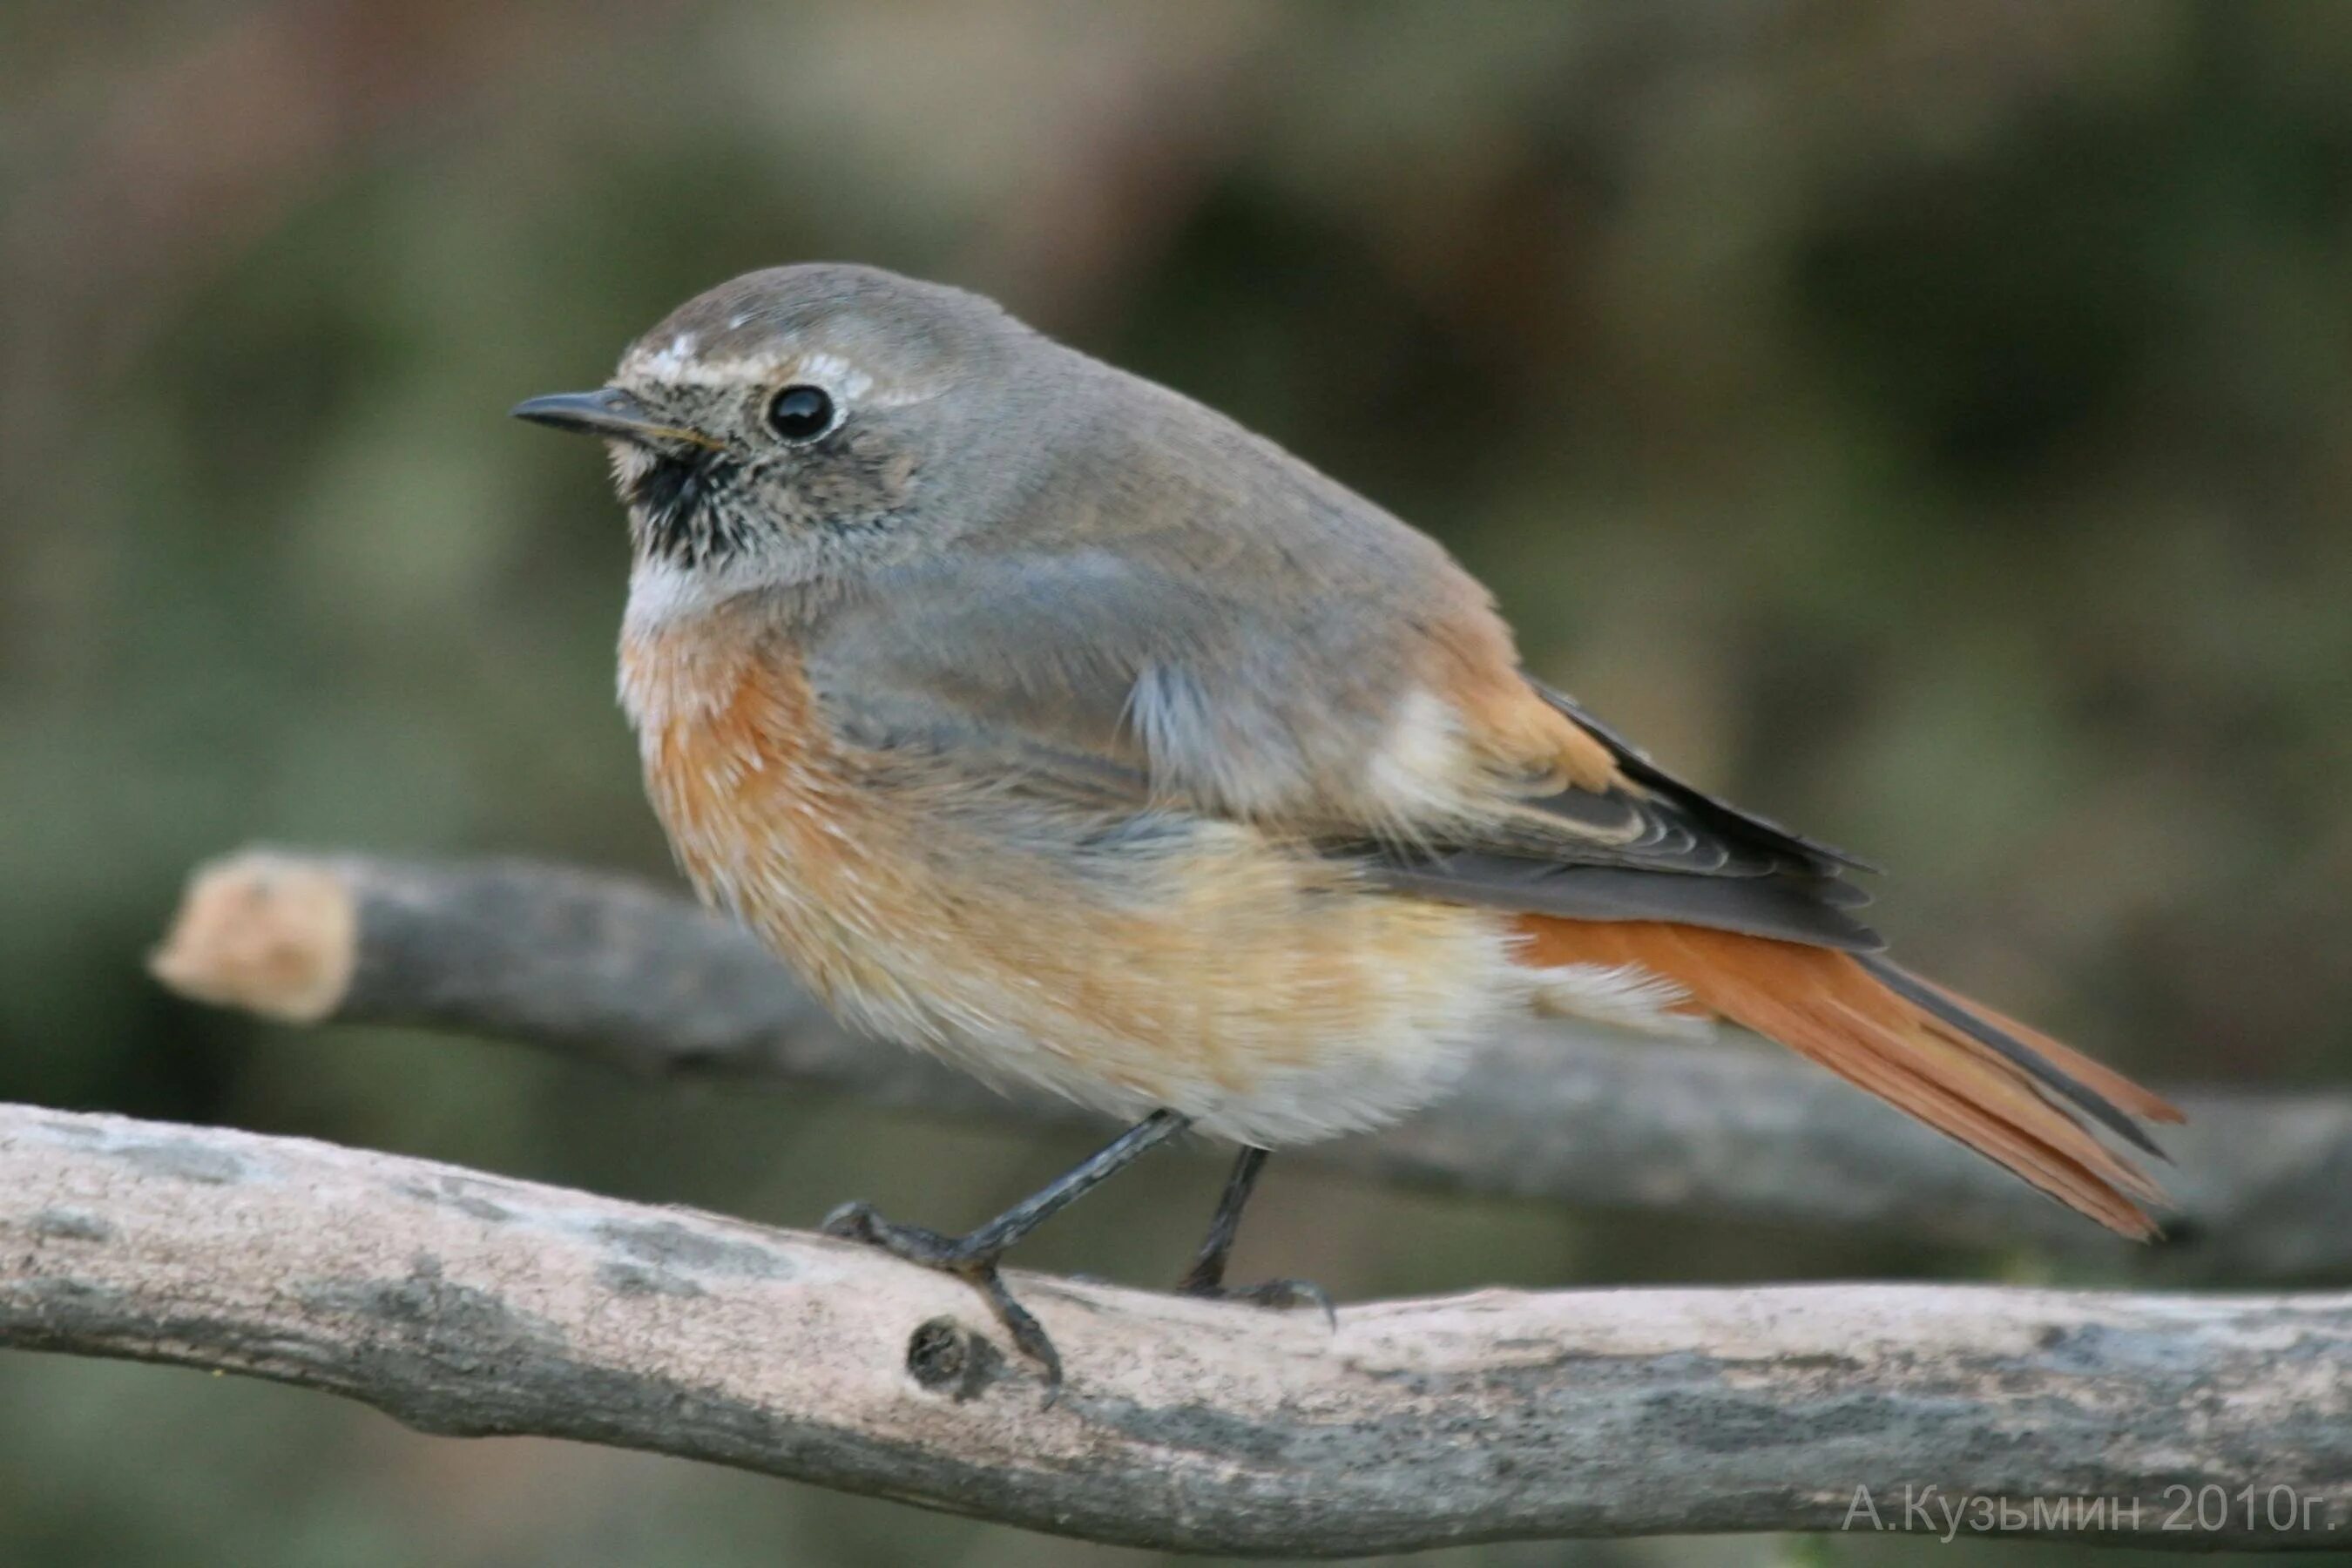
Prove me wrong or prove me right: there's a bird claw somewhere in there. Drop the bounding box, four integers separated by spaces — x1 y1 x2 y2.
1180 1275 1337 1331
962 1260 1064 1396
821 1200 955 1260
819 1199 1063 1394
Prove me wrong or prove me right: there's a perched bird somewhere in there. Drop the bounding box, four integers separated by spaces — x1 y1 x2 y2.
515 263 2180 1380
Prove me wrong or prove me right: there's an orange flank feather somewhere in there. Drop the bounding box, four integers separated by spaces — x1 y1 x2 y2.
1458 675 1623 794
1512 916 2178 1237
1420 595 1625 794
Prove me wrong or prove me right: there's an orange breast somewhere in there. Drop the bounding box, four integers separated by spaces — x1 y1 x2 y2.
618 613 890 992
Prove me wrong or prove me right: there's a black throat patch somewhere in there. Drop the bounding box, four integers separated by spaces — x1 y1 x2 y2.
627 449 752 566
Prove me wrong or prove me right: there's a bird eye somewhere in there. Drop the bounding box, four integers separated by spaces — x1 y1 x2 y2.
765 384 837 443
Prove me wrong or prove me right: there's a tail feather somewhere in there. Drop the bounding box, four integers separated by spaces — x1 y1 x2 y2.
1855 953 2173 1156
1513 916 2173 1238
1895 963 2185 1125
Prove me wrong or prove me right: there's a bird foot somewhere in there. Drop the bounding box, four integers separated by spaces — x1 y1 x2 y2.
821 1200 1062 1390
1177 1273 1337 1330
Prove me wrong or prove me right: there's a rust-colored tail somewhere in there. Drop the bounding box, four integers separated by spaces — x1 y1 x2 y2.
1515 917 2183 1237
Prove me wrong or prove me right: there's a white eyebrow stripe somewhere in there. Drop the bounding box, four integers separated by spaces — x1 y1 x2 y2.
614 345 935 407
628 332 700 379
790 351 874 401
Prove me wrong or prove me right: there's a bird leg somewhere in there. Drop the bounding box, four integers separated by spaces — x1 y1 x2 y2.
1173 1145 1335 1325
821 1108 1191 1387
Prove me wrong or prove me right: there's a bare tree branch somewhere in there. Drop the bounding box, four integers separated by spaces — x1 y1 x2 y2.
152 848 2352 1282
3 1099 2345 1554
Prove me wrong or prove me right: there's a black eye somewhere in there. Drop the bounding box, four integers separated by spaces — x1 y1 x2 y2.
765 384 836 443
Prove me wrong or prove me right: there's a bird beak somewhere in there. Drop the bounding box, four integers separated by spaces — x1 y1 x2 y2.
509 388 718 449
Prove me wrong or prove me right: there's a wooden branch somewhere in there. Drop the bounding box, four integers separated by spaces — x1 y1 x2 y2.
4 1099 2345 1553
152 848 2352 1281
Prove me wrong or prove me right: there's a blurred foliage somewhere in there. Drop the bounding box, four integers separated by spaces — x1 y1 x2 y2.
3 3 2349 1565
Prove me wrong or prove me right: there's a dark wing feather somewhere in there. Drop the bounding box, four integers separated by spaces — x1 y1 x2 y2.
1535 685 1878 875
1371 857 1883 948
1351 682 1885 951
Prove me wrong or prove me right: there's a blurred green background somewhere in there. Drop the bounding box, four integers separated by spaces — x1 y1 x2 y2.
3 3 2349 1565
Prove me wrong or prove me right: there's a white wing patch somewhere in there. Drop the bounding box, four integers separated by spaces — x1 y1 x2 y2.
1360 686 1490 841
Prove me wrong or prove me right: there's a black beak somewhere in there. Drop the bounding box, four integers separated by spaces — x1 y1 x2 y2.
510 388 715 448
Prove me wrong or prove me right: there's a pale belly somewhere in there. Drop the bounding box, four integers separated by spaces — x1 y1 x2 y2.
666 771 1531 1146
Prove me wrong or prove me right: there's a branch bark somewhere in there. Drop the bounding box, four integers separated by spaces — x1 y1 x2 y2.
3 1100 2345 1554
152 848 2352 1281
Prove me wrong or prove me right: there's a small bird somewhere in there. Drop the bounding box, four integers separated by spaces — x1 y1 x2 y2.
516 263 2180 1380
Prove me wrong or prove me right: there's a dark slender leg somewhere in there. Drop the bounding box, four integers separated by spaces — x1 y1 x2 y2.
822 1109 1190 1386
1174 1146 1334 1325
1175 1145 1269 1294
